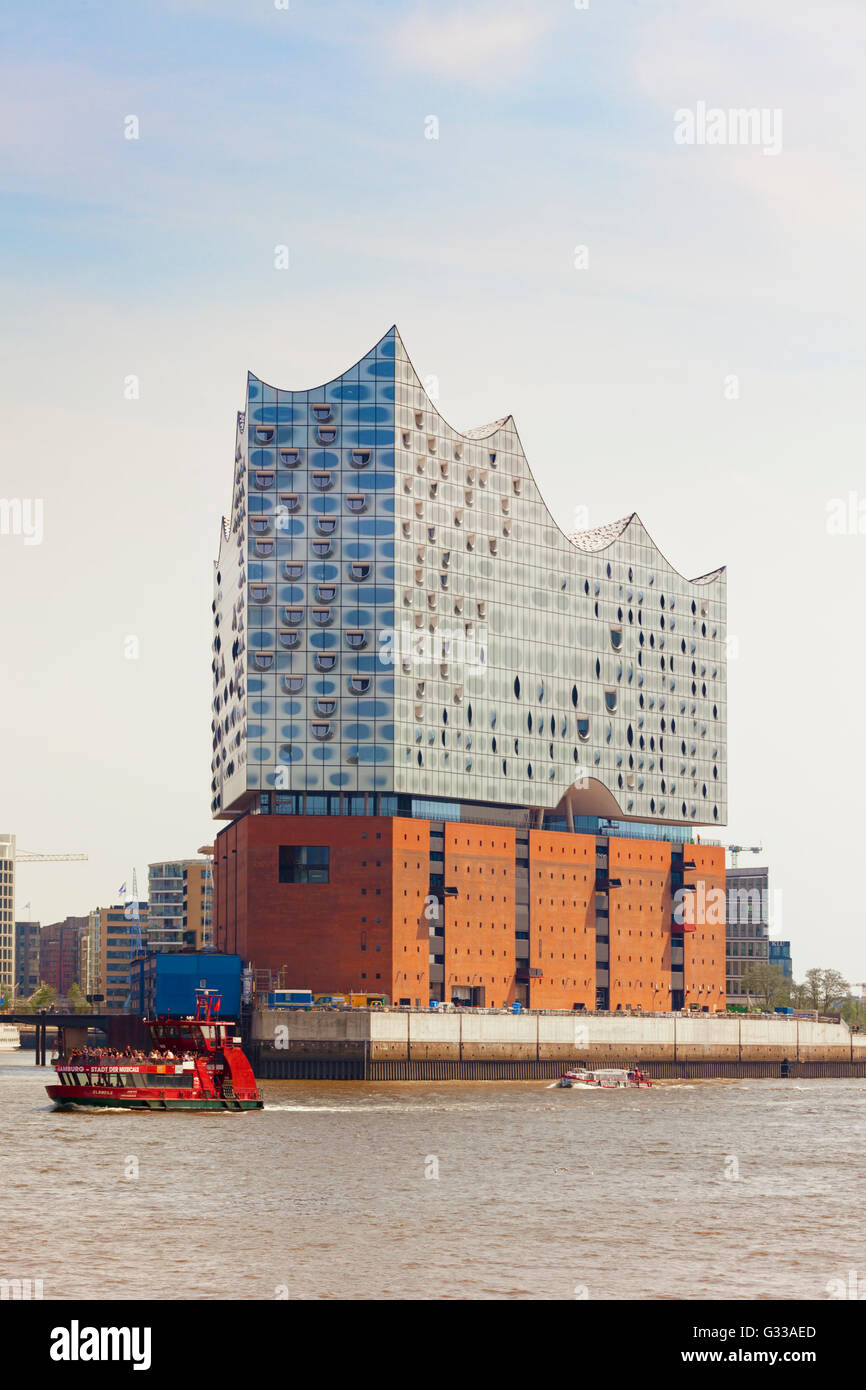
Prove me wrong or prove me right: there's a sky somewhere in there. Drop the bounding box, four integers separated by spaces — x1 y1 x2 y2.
1 0 864 979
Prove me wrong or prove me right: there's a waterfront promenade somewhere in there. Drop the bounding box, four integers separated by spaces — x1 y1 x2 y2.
251 1008 865 1080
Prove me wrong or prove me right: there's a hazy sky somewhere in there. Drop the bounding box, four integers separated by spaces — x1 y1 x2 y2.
2 0 864 978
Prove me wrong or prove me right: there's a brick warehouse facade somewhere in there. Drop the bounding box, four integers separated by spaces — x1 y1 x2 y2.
214 812 725 1011
210 330 730 1008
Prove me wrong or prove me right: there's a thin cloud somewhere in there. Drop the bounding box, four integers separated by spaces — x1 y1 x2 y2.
388 3 554 84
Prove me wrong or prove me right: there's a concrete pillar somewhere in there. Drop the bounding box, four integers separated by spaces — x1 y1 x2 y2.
61 1027 89 1056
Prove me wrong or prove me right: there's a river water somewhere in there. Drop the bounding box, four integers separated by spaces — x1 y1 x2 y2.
2 1053 863 1301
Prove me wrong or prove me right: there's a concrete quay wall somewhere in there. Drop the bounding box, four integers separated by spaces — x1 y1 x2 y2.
252 1009 861 1065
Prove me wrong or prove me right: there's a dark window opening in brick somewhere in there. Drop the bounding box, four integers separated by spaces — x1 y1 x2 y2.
279 845 330 884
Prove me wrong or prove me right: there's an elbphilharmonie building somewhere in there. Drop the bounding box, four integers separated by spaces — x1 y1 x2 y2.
212 329 728 1013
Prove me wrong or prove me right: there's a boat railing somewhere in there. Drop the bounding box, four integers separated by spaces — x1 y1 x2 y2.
57 1060 193 1075
223 1080 264 1102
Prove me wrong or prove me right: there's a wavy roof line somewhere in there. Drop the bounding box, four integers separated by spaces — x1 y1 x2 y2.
248 325 397 398
568 515 635 553
249 328 516 445
229 329 725 587
462 416 511 439
568 511 725 585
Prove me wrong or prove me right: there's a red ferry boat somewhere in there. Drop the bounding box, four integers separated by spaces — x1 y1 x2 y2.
46 989 263 1112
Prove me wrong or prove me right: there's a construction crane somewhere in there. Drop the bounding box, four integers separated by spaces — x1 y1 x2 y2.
726 844 763 867
13 851 89 924
17 852 88 862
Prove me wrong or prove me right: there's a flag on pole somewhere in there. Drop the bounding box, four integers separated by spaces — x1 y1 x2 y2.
118 882 127 897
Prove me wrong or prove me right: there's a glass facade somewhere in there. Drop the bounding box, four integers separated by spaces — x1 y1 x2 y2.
725 867 770 1001
147 860 213 952
0 835 15 992
212 328 727 831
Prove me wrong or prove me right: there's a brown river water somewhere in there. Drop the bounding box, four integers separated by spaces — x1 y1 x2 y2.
2 1052 864 1301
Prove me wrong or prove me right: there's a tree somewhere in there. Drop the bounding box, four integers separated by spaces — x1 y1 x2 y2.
18 983 58 1015
842 997 866 1031
66 982 91 1014
801 968 850 1015
740 962 791 1011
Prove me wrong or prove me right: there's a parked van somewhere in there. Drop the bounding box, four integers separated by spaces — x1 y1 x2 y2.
314 994 347 1009
347 993 388 1008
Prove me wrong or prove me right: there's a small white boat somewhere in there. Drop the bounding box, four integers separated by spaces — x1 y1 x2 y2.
559 1066 651 1089
0 1023 21 1052
558 1068 603 1089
